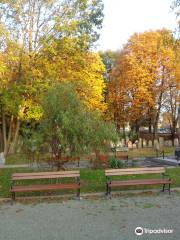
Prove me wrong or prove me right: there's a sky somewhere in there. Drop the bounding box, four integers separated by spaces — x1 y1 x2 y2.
96 0 177 51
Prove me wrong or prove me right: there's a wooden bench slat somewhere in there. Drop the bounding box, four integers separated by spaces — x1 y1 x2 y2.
12 174 80 180
105 169 165 173
10 183 80 192
105 167 165 176
12 171 79 177
105 167 165 173
116 155 128 159
109 179 172 187
12 171 80 180
106 170 165 176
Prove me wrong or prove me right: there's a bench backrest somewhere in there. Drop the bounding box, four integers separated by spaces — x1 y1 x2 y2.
116 155 128 160
115 147 129 152
12 170 80 181
105 167 165 177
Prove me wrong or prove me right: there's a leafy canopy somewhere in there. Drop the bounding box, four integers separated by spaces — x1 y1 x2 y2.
40 83 117 156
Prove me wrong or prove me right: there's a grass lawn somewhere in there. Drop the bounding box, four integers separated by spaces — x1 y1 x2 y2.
124 147 175 158
6 153 30 165
0 167 180 198
5 147 176 165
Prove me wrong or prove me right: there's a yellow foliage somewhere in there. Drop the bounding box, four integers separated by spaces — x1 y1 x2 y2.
18 99 43 121
39 40 106 113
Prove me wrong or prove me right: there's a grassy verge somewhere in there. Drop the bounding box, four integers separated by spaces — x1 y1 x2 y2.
0 167 180 198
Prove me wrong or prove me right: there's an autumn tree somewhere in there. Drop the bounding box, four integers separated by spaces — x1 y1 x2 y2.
108 51 131 133
0 0 105 155
109 29 179 142
98 50 120 112
163 85 178 143
38 41 106 112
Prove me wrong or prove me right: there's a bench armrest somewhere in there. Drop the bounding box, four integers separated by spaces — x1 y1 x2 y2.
76 176 81 185
162 173 170 177
162 173 171 181
106 176 111 184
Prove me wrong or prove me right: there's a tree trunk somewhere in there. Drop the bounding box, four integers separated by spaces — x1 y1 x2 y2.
153 116 159 144
0 126 3 152
135 120 139 138
122 125 126 144
153 92 163 144
148 118 152 133
2 113 7 155
5 115 14 155
170 119 177 147
153 66 165 144
9 119 21 154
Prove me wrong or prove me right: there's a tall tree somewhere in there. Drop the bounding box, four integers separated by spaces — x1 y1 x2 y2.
109 29 179 142
0 0 105 155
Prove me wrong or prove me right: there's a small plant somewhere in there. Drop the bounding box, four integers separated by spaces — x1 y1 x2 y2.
109 157 125 168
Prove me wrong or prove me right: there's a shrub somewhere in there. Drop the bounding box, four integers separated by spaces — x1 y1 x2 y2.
109 157 125 168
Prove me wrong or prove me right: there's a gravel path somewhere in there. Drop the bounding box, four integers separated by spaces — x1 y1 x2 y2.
0 192 179 240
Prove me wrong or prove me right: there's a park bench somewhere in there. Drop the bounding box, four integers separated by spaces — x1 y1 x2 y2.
10 170 80 201
105 167 173 197
111 146 128 153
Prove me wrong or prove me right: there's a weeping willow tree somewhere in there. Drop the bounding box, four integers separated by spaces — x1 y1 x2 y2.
38 83 117 169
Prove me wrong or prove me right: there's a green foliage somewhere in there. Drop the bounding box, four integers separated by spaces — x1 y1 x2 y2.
0 0 104 51
40 82 118 158
21 125 44 153
109 157 125 169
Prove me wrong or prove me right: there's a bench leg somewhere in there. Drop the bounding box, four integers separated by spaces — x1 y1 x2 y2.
106 183 112 198
76 188 80 199
11 192 15 204
168 183 171 195
108 186 112 199
161 183 171 195
106 183 109 196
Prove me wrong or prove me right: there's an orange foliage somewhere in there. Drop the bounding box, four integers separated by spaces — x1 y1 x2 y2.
108 29 178 129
